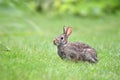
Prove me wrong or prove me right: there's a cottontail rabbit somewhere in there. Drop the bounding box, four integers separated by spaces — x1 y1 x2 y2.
53 27 98 63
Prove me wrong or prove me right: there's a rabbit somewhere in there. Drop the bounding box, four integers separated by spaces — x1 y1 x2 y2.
53 26 98 63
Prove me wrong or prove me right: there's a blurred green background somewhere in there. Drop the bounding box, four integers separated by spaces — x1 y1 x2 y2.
0 0 120 80
1 0 120 16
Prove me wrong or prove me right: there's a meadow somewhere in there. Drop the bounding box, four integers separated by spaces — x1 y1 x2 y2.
0 9 120 80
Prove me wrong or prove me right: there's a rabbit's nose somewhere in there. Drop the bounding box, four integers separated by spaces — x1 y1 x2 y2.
53 39 57 45
53 39 58 45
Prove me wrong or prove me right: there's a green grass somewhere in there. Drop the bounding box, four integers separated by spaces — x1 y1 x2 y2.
0 9 120 80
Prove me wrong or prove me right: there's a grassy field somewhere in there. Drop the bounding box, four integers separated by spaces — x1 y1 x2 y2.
0 9 120 80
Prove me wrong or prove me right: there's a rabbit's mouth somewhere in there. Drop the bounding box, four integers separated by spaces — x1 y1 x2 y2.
53 39 58 45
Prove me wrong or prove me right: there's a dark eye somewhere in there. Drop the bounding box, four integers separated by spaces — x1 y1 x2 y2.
61 37 64 40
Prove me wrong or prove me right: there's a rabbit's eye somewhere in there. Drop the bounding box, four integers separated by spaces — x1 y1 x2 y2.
61 37 64 40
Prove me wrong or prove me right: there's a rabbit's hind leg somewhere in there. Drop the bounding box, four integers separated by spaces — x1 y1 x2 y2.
88 57 98 63
85 53 98 63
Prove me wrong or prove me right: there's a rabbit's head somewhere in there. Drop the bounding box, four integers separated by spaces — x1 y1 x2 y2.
53 27 72 46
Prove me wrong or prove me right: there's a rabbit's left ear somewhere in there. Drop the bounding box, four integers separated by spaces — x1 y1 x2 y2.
63 26 67 34
66 27 72 37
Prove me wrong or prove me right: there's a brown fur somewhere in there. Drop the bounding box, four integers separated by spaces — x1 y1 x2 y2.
53 27 98 63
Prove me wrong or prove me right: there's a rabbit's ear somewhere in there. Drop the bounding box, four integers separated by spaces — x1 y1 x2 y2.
66 27 72 37
63 26 67 34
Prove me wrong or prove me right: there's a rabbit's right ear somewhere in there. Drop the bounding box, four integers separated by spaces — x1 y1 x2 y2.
66 27 72 37
63 26 67 34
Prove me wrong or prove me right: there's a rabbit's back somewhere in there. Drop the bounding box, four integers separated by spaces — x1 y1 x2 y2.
65 42 96 53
